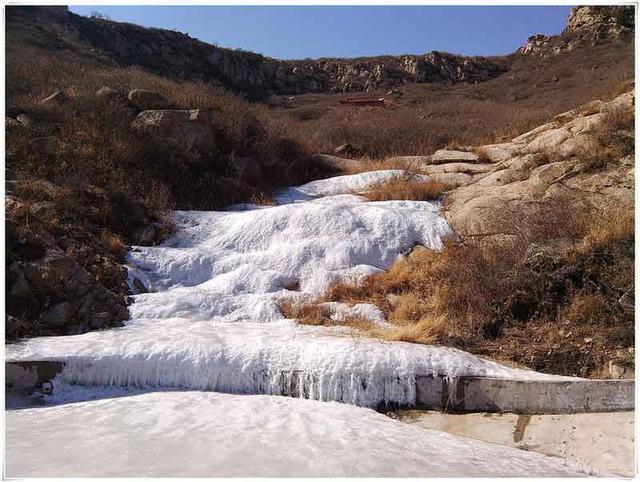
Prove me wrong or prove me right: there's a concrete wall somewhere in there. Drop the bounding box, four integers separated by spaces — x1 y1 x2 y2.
416 376 634 414
5 361 634 414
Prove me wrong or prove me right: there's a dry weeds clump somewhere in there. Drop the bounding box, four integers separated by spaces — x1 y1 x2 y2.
560 292 608 324
101 231 127 259
278 300 375 332
363 176 449 202
473 146 492 163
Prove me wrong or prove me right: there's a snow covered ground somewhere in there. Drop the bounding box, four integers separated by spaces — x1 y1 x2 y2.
5 391 585 477
7 170 564 407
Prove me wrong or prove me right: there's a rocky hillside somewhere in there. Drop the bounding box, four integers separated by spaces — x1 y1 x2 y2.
519 5 633 56
7 5 633 98
302 86 635 377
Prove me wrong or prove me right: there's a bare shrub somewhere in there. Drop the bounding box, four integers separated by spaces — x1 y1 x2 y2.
6 47 334 213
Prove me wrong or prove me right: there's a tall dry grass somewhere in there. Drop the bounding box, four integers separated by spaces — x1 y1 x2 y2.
283 203 634 352
363 176 450 202
6 45 334 214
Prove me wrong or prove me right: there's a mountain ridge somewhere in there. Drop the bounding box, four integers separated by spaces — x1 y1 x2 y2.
7 5 633 98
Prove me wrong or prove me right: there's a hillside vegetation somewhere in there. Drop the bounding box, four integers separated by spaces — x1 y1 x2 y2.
282 88 635 378
5 3 635 380
260 40 633 159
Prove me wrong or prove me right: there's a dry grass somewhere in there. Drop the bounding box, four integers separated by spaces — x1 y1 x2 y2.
279 300 376 332
260 42 633 159
342 156 426 175
579 208 634 252
560 291 608 324
283 202 634 377
101 231 127 259
473 146 492 163
6 45 335 215
279 301 329 326
363 176 449 202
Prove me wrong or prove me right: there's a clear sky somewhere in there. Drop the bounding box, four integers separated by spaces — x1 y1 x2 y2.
69 5 572 60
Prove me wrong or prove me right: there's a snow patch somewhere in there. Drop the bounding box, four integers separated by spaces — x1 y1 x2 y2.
5 391 584 477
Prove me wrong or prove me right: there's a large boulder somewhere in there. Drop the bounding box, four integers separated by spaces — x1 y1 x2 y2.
312 154 360 172
96 86 129 105
444 90 635 240
127 89 169 110
42 301 76 327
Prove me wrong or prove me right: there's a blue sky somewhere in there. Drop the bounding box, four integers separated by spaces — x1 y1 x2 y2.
70 5 572 59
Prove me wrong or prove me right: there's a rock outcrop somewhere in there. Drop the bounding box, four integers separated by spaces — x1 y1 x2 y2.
519 5 634 57
5 180 160 340
441 89 634 240
7 5 633 98
6 6 507 98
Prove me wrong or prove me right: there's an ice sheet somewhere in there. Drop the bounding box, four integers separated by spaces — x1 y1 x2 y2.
7 170 569 407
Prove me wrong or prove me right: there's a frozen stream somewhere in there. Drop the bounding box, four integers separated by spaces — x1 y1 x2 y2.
7 170 563 406
6 170 585 476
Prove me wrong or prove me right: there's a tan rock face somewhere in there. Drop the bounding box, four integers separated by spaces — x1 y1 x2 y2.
442 90 635 240
431 149 479 164
518 5 633 57
565 6 634 36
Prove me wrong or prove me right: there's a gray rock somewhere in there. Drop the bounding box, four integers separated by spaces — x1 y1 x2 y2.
42 301 76 327
10 272 32 299
431 149 479 164
127 89 168 110
429 172 472 187
16 113 33 129
43 250 80 281
65 267 94 298
445 91 635 240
